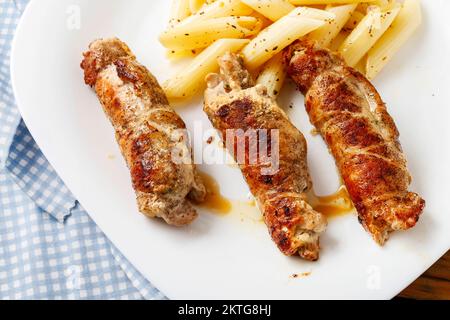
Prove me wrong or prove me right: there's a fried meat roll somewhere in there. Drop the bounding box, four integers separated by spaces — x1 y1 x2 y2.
204 52 327 260
81 38 206 226
285 40 425 244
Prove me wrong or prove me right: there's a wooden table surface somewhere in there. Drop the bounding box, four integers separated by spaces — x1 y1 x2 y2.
397 250 450 300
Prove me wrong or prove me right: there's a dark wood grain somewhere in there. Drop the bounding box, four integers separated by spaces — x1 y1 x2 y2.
397 250 450 300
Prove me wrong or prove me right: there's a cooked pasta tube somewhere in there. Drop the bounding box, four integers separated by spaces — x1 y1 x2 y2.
160 16 261 50
163 38 250 98
366 0 422 79
338 4 401 67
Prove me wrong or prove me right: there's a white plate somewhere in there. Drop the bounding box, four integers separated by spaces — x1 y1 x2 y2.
11 0 450 299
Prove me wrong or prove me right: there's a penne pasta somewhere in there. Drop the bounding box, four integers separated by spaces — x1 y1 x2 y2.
250 11 274 29
289 6 337 21
166 48 202 60
338 4 401 67
328 29 350 52
354 53 367 74
356 2 370 14
256 53 286 98
356 0 394 13
241 7 332 70
241 0 295 21
371 0 396 10
308 4 357 47
344 10 365 30
242 22 325 70
162 0 422 103
160 16 261 50
163 39 250 98
366 0 422 79
177 0 253 27
169 0 191 26
288 0 372 5
189 0 206 14
374 0 389 8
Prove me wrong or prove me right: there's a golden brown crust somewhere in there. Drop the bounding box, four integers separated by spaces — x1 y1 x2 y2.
285 40 425 244
204 53 326 260
81 38 206 226
81 39 134 87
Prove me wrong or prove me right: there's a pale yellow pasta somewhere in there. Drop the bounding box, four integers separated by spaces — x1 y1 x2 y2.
163 39 250 98
189 0 206 14
356 0 394 14
366 0 422 80
241 7 333 70
328 29 350 52
290 6 337 21
371 0 396 10
386 0 398 9
289 0 372 5
160 16 261 50
169 0 191 26
241 0 295 21
177 0 253 27
356 2 370 14
344 10 364 30
338 4 401 67
256 53 286 98
163 0 421 103
166 48 202 60
250 11 274 29
308 4 357 47
354 54 367 74
374 0 389 7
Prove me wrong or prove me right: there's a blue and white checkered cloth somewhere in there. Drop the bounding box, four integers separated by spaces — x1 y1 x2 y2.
0 0 164 300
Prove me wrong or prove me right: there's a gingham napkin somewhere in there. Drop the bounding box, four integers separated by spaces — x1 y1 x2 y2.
0 0 164 300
